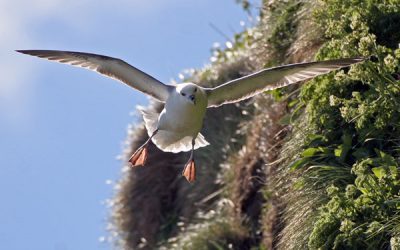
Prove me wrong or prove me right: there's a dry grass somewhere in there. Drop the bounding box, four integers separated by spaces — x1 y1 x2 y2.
270 117 318 250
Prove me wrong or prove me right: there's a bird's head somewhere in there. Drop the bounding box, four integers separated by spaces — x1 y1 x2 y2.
177 83 201 105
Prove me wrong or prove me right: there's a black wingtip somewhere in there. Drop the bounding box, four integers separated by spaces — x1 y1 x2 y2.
16 50 31 55
345 56 367 65
350 56 366 62
15 50 47 58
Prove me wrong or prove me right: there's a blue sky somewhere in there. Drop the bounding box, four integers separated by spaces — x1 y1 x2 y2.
0 0 259 249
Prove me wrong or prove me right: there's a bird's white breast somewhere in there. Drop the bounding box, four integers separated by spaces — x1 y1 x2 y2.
158 88 207 137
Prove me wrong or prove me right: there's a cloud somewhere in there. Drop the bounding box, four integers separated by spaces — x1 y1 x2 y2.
0 0 179 127
0 1 40 127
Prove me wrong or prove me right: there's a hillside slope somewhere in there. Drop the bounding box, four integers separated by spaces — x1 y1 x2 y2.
110 0 400 249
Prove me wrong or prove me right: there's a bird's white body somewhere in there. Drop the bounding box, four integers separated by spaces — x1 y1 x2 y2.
141 83 209 153
159 83 207 136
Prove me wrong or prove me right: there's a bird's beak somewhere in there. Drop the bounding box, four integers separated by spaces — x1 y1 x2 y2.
189 94 196 105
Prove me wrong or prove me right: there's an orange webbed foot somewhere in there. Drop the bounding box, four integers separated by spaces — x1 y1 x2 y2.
129 146 148 167
182 159 196 183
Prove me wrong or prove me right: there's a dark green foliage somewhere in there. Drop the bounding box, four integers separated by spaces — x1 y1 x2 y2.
369 6 400 49
308 152 400 249
285 0 400 248
267 1 303 56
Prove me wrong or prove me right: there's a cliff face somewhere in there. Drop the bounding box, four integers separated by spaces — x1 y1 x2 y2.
110 0 400 249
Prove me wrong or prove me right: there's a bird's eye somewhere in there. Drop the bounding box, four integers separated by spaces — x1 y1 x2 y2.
194 88 197 93
181 92 186 96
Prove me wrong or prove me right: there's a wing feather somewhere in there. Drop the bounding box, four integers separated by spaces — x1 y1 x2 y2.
206 57 365 107
16 50 173 102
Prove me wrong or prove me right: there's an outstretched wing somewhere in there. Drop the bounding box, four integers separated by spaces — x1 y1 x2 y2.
17 50 173 102
206 57 365 107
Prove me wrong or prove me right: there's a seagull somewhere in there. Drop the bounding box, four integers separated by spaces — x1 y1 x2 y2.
16 50 365 182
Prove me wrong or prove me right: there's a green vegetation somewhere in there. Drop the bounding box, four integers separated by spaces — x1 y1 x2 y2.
268 1 303 56
289 0 400 248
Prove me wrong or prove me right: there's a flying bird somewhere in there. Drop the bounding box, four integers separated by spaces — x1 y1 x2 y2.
16 50 365 182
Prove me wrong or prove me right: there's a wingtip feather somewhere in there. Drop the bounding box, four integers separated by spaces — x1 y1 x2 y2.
354 56 367 62
15 50 40 56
